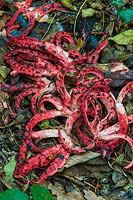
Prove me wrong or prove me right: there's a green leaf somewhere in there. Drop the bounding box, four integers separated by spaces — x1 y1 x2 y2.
39 119 50 129
15 114 25 123
0 66 10 83
100 48 131 63
115 153 125 165
4 0 14 3
112 172 128 188
0 189 29 200
82 8 95 18
4 155 17 181
108 30 133 45
126 102 133 115
31 185 55 200
90 2 103 10
117 8 133 23
124 177 133 190
59 0 77 11
110 0 128 7
0 11 5 16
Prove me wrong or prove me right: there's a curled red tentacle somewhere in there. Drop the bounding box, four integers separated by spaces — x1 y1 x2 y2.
55 70 72 106
80 91 116 133
50 31 75 47
74 119 94 148
58 128 86 154
65 110 81 135
37 94 71 114
8 35 42 49
76 67 104 87
117 81 133 103
24 111 71 152
71 68 110 110
8 48 50 62
2 25 133 184
87 40 108 64
97 130 133 169
15 88 39 111
12 0 32 10
95 113 133 160
31 83 56 114
80 93 103 133
68 50 87 64
31 129 73 147
44 41 74 67
6 10 35 38
4 53 58 77
115 102 129 135
6 2 66 38
14 144 70 183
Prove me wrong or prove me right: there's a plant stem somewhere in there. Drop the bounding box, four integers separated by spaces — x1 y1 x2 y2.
73 0 88 40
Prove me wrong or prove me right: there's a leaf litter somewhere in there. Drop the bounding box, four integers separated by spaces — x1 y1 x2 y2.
0 0 133 200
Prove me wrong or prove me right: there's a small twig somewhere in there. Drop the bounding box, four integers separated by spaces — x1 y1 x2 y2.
83 180 97 190
73 176 97 190
57 174 85 187
0 121 15 129
0 151 8 162
73 0 88 39
41 13 56 40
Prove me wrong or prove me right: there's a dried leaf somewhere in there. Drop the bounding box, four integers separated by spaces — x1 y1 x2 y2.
101 48 131 63
36 14 49 23
61 151 100 170
0 91 9 102
0 176 16 189
108 30 133 45
0 29 6 37
104 21 114 36
48 182 84 200
0 19 5 27
76 38 84 51
84 189 105 200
